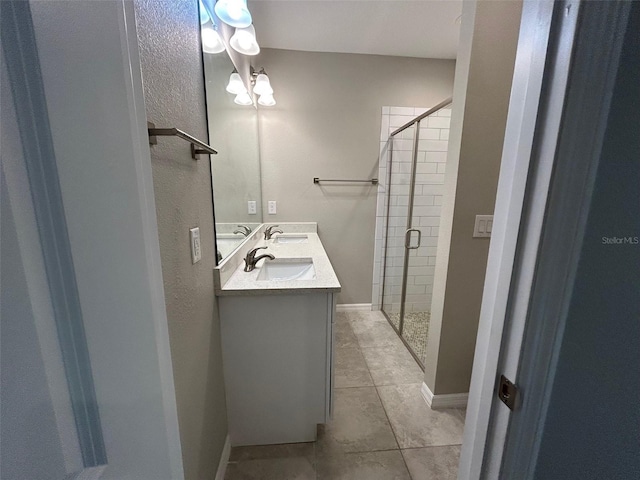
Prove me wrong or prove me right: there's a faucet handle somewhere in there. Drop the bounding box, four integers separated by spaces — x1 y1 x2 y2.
247 246 267 259
264 225 282 240
234 224 252 236
244 246 273 272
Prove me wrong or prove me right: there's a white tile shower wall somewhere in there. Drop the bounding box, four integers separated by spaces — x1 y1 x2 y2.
372 106 451 314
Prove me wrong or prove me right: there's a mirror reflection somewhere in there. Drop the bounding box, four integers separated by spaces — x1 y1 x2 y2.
200 0 263 262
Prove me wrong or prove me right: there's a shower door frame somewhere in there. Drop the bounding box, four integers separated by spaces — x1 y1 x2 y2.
380 98 452 370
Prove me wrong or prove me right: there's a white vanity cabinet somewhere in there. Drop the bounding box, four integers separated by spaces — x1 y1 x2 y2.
218 292 336 446
214 224 341 447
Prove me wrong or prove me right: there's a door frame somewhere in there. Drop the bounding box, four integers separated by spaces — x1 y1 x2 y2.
457 0 579 478
490 1 633 478
459 0 633 478
1 1 185 478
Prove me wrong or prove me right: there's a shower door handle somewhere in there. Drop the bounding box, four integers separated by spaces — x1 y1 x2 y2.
404 228 422 249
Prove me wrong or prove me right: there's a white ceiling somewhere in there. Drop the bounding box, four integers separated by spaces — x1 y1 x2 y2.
249 1 463 59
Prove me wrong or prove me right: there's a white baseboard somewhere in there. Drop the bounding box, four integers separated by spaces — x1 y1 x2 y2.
215 435 231 480
336 303 372 312
421 382 469 410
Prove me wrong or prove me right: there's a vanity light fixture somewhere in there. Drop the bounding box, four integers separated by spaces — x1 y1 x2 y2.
226 70 247 95
257 93 276 107
252 69 273 95
225 67 277 107
234 91 253 106
214 0 252 29
201 22 226 54
251 68 276 107
229 24 260 56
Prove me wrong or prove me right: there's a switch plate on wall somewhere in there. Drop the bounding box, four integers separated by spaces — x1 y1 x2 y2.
473 215 493 238
268 201 277 215
248 201 257 215
190 227 201 263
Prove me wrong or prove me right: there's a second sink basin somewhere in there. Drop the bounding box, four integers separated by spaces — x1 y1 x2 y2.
256 258 316 281
274 235 308 244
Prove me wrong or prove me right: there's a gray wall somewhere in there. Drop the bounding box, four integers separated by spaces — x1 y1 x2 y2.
425 0 522 394
133 1 228 478
256 48 455 304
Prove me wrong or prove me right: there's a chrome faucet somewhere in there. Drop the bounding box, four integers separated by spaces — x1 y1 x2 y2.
264 225 284 240
233 224 252 237
244 246 275 272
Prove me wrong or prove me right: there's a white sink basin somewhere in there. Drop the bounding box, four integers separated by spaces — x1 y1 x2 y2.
256 258 316 281
273 235 308 244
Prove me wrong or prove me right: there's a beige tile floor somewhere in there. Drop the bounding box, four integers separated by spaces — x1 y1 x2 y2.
225 310 465 480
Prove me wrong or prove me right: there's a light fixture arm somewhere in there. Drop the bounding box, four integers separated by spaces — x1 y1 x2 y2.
250 66 267 82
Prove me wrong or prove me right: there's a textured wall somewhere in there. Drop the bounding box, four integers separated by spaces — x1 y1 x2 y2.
256 49 455 304
425 0 523 395
133 1 228 478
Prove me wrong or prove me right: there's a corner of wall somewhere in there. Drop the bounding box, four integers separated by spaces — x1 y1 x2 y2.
424 0 478 393
132 1 228 478
424 0 523 395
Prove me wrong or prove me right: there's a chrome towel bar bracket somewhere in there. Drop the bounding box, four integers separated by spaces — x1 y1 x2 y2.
147 122 218 160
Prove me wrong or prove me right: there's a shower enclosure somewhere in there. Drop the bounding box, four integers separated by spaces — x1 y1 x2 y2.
379 98 452 369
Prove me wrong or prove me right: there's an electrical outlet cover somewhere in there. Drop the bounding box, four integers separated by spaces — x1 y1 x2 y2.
190 227 202 263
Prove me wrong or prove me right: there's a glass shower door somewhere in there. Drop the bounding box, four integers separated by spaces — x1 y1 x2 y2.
381 125 416 331
380 103 451 368
400 108 450 365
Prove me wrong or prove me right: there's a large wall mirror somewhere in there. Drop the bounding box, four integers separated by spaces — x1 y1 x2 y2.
199 0 263 263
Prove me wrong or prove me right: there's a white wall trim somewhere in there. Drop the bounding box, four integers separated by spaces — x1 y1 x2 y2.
214 435 231 480
458 2 565 479
421 382 434 406
121 2 185 477
336 303 372 312
421 382 469 410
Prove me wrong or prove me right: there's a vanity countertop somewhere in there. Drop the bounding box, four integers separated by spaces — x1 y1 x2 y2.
215 231 341 296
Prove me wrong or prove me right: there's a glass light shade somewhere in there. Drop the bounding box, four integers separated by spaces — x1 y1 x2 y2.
201 25 226 54
253 73 273 95
199 0 211 24
225 72 246 94
229 25 260 56
214 0 252 28
234 92 253 106
258 94 276 107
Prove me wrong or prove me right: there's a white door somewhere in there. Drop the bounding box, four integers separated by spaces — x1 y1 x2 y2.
459 1 638 478
1 1 183 479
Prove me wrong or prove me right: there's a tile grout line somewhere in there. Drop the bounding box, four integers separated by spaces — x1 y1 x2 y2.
400 443 464 451
346 311 415 480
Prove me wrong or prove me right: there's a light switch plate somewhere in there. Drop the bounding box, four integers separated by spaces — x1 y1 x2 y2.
248 201 257 215
473 215 493 238
268 201 277 215
190 227 201 263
